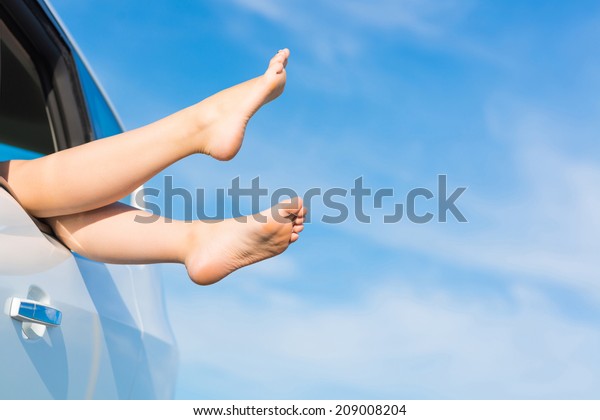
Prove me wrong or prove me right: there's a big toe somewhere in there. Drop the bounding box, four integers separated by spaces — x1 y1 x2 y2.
268 49 289 74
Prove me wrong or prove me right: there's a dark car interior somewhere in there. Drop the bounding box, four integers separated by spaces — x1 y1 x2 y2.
0 0 92 156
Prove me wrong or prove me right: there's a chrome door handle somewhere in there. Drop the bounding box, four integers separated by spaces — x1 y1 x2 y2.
9 298 62 326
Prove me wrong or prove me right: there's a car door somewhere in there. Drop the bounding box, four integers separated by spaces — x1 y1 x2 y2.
0 1 147 398
0 10 99 398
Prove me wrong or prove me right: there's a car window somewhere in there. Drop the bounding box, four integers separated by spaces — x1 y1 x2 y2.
0 19 55 161
74 54 122 140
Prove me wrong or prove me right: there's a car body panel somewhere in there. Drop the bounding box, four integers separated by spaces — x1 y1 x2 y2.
0 189 101 399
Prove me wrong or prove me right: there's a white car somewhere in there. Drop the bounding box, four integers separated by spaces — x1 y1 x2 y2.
0 0 178 399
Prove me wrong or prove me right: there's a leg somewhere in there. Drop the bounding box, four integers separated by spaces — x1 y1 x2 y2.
47 198 306 285
5 49 289 218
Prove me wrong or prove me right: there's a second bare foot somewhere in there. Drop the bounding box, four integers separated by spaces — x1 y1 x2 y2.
185 198 306 285
189 49 290 161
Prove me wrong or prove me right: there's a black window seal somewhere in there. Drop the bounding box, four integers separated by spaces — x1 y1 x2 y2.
0 0 93 152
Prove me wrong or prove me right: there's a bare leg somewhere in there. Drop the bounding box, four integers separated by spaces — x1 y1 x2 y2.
5 49 289 218
47 198 306 285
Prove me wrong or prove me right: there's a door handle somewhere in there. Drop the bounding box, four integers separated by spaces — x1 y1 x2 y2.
9 298 62 327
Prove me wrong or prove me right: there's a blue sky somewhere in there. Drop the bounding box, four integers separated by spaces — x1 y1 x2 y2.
51 0 600 398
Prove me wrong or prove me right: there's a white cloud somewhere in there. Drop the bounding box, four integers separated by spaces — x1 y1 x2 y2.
172 279 600 398
225 0 486 94
336 96 600 299
231 0 469 36
327 0 469 36
230 0 288 23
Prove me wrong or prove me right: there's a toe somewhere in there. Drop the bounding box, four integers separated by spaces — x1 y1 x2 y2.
278 197 303 219
270 50 285 66
280 48 290 67
268 49 289 73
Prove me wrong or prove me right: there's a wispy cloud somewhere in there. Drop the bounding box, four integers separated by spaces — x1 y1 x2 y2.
231 0 469 36
224 0 486 94
327 0 470 36
173 279 600 398
341 97 600 298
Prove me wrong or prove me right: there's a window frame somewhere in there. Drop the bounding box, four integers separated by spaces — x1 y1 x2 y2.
0 0 93 154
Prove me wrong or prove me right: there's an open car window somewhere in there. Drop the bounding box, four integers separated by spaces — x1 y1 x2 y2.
0 0 94 164
0 18 54 160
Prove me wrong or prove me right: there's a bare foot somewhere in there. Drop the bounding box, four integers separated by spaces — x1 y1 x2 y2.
190 49 290 161
185 198 306 285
